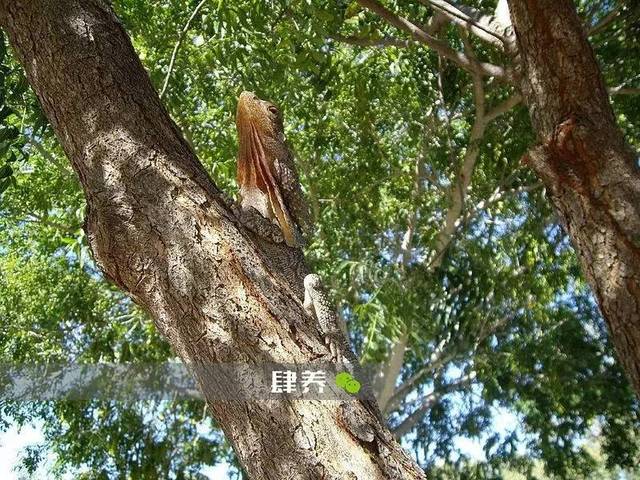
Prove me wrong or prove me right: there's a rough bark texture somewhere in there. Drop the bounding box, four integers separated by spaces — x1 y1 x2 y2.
0 1 426 478
508 0 640 397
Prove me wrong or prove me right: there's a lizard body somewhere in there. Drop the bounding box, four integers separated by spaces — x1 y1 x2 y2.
303 273 345 363
303 273 386 438
234 93 396 469
235 91 310 247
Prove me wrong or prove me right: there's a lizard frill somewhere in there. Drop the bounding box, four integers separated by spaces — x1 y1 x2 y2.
236 93 298 247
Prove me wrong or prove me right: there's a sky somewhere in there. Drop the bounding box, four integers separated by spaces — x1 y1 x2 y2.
0 422 47 479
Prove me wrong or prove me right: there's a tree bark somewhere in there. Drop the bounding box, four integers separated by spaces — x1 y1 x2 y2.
0 1 425 478
507 0 640 397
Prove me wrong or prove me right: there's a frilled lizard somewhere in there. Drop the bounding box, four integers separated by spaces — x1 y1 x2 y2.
234 94 385 441
235 91 310 247
304 273 385 439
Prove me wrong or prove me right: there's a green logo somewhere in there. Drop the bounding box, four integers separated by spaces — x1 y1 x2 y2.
335 371 361 394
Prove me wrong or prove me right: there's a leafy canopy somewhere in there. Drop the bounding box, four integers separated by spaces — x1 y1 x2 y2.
0 0 639 478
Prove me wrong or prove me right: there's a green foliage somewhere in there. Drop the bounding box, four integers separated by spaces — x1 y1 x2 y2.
0 28 49 198
1 0 639 478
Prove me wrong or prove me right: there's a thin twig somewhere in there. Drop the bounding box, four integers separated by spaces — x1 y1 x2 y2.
429 30 486 266
25 214 76 233
160 0 208 98
462 181 543 225
26 136 73 177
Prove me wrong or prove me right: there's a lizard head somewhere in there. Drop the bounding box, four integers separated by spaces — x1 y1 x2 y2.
235 91 299 247
236 91 288 188
303 274 322 292
236 91 285 145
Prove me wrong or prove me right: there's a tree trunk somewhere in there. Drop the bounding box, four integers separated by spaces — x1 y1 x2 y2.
0 1 425 478
508 0 640 397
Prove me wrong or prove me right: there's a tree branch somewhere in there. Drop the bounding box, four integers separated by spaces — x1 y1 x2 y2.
384 309 514 415
607 73 640 97
25 213 77 234
25 135 73 177
609 86 640 96
392 373 476 437
373 117 438 409
416 0 506 48
484 93 522 123
384 344 458 415
355 0 508 79
462 181 543 226
352 5 519 425
587 6 621 36
378 44 521 417
330 33 413 48
159 0 208 98
371 109 446 407
428 32 486 267
375 332 409 410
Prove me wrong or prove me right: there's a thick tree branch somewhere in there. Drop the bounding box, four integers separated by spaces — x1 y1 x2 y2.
508 0 640 398
383 58 520 410
375 333 409 410
355 0 508 79
416 0 506 48
484 93 522 123
429 91 522 266
331 33 413 48
376 45 519 414
375 39 520 418
609 86 640 96
392 373 476 438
